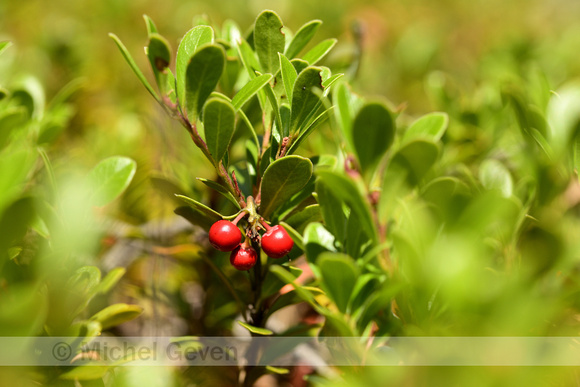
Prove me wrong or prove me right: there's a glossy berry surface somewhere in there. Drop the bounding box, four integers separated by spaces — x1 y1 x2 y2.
209 220 242 252
230 246 258 271
261 225 294 258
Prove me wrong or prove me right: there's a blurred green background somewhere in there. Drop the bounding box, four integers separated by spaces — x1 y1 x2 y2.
2 0 580 386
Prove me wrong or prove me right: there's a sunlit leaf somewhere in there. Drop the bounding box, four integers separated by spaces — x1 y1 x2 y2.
279 53 297 103
254 10 285 74
88 156 137 207
237 321 273 335
109 33 159 102
176 26 214 104
90 303 143 330
403 112 448 143
231 73 272 110
302 38 336 65
285 20 322 59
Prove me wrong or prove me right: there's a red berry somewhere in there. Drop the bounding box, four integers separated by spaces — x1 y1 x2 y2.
209 220 242 252
261 225 294 258
230 246 258 270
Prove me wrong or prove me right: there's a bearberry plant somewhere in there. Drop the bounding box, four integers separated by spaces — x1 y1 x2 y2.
111 8 580 387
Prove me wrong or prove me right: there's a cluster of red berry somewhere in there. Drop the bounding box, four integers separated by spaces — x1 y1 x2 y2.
208 217 294 271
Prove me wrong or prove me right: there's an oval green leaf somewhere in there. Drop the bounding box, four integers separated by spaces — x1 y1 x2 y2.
403 112 448 143
88 156 137 207
147 33 171 92
352 101 395 174
318 252 358 313
259 156 313 219
254 10 285 74
176 26 214 104
185 44 226 119
203 97 236 163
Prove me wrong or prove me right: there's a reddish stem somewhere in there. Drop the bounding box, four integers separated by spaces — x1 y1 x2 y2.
259 219 272 232
232 211 247 226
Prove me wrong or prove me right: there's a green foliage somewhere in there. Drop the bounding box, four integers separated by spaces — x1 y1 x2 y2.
4 3 580 386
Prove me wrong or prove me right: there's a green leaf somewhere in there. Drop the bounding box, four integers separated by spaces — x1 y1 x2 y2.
302 39 336 65
185 44 226 119
203 97 236 163
143 14 158 35
403 112 448 143
97 268 126 294
88 156 137 207
322 73 344 93
90 303 143 330
279 53 297 104
176 26 214 104
285 20 322 59
270 265 325 314
109 33 159 102
390 139 439 185
146 33 171 92
316 179 346 242
231 73 272 110
175 194 224 225
290 67 323 134
279 221 304 251
266 366 290 375
254 10 285 74
0 41 13 56
284 204 322 233
352 101 395 174
237 321 273 335
197 178 240 208
303 222 336 276
479 159 513 197
316 171 377 244
318 252 358 313
259 156 313 219
237 38 262 74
